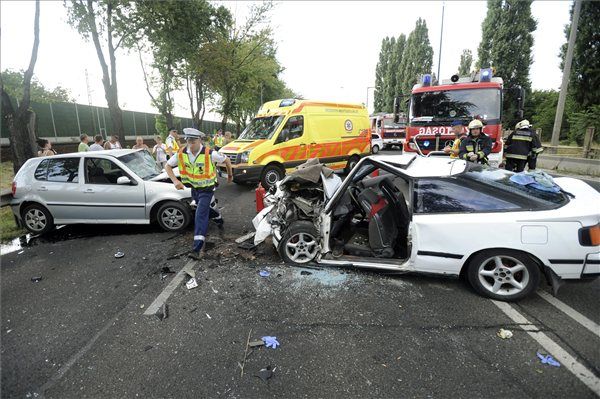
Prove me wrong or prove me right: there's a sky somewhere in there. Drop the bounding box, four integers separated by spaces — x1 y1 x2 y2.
1 1 572 121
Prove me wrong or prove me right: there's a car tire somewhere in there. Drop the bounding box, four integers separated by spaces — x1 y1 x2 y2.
467 249 540 301
261 164 284 190
372 145 379 154
21 203 54 235
345 155 360 174
278 221 320 265
156 201 191 232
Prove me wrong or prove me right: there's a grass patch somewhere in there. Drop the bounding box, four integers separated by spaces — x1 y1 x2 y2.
0 161 24 242
1 161 14 190
0 207 23 242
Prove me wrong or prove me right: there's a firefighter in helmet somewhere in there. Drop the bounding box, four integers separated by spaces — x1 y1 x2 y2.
504 119 543 173
458 119 492 164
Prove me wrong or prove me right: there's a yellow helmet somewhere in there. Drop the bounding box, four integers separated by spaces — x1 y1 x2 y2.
468 119 483 130
515 120 531 130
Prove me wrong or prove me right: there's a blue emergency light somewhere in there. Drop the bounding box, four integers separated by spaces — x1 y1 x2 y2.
480 68 493 82
422 74 432 87
279 99 296 107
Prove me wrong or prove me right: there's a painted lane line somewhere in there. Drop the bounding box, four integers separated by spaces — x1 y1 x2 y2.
143 260 197 316
537 290 600 338
491 300 600 395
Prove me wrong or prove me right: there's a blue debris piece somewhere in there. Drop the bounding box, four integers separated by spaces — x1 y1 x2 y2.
537 352 560 367
262 336 280 349
259 270 271 277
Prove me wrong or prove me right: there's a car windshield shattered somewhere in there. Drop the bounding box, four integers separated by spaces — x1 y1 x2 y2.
238 115 285 140
460 165 569 207
118 150 162 180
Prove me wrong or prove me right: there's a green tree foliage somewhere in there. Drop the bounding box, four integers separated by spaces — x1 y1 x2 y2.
396 18 433 111
385 35 406 113
476 0 536 128
458 49 473 75
199 2 288 130
568 105 600 145
373 37 390 113
561 1 600 109
1 69 72 103
476 0 502 69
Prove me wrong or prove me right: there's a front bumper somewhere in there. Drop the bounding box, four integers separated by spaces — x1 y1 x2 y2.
220 165 263 183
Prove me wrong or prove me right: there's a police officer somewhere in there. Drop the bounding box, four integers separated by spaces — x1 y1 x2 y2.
504 120 543 172
165 128 233 259
458 119 492 164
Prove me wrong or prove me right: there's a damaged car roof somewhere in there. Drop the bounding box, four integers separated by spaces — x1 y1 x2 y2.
368 154 468 178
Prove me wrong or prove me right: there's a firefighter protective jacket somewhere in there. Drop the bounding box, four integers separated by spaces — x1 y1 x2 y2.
504 128 543 160
458 133 493 164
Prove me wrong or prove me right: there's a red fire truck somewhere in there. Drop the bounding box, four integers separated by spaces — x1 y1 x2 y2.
369 113 407 150
395 69 524 167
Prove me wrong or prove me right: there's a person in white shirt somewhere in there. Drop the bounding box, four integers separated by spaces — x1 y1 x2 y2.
89 135 105 151
132 136 149 151
103 135 122 150
152 136 168 168
165 128 232 259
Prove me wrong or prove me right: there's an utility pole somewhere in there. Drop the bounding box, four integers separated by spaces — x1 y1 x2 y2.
437 2 445 80
551 0 581 147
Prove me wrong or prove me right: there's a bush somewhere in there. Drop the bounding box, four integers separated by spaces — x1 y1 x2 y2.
567 104 600 145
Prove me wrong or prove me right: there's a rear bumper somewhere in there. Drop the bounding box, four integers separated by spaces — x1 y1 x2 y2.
221 165 263 183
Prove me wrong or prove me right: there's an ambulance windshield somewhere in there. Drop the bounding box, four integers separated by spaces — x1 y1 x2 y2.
239 115 285 140
410 88 501 123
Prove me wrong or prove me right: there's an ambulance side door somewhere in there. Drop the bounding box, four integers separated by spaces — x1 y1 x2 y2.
308 114 342 165
273 115 307 166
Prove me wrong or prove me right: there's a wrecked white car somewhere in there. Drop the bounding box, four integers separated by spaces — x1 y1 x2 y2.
253 155 600 301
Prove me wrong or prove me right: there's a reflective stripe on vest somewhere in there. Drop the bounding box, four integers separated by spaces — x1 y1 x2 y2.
177 147 216 188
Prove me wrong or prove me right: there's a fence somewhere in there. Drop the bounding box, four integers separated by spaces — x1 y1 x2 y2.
0 98 234 143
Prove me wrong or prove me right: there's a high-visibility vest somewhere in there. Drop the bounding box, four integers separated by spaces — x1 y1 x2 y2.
177 147 216 189
214 135 225 147
167 136 179 152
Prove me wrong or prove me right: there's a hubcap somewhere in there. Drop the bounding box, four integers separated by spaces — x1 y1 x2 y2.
161 208 185 229
265 170 280 186
25 209 47 231
285 232 318 264
478 255 529 296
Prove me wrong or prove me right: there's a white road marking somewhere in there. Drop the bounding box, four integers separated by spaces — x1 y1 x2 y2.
492 300 600 395
537 290 600 338
143 260 197 316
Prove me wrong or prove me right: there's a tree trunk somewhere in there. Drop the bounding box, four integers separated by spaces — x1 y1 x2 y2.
165 112 174 130
2 0 40 173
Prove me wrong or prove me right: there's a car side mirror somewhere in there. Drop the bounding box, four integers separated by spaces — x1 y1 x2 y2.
117 176 132 185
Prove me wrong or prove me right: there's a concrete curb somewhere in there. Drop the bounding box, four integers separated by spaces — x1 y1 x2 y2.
537 155 600 177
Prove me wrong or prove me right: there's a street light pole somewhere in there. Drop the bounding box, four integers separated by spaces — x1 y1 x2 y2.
551 0 581 147
437 2 445 81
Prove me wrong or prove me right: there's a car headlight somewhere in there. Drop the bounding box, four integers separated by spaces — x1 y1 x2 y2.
240 151 250 164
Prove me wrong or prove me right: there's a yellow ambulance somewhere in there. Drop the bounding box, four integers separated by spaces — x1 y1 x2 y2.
219 99 371 188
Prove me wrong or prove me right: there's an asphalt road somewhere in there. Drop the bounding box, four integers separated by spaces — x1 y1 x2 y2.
1 160 599 398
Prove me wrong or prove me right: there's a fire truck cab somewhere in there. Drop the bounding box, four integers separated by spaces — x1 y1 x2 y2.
369 113 407 150
396 69 523 167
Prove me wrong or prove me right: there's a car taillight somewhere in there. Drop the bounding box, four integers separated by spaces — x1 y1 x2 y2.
579 224 600 246
11 181 16 196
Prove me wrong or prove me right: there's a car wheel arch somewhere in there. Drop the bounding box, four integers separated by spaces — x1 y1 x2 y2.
459 247 547 282
19 200 50 217
150 199 191 223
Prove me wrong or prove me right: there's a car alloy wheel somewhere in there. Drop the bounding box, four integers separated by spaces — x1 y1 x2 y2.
160 207 185 230
372 145 379 154
25 208 47 232
477 255 530 297
284 232 318 264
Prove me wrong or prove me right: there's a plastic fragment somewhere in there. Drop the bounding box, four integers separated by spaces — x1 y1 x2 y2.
497 328 513 339
186 278 198 290
255 366 273 382
537 352 560 367
261 336 279 349
259 270 270 277
31 276 42 283
114 251 125 258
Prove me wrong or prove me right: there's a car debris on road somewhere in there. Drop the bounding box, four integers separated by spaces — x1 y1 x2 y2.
497 328 514 339
537 352 561 367
186 277 198 290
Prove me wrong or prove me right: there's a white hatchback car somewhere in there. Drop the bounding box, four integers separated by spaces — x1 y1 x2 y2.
10 150 195 234
254 155 600 301
371 133 384 154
